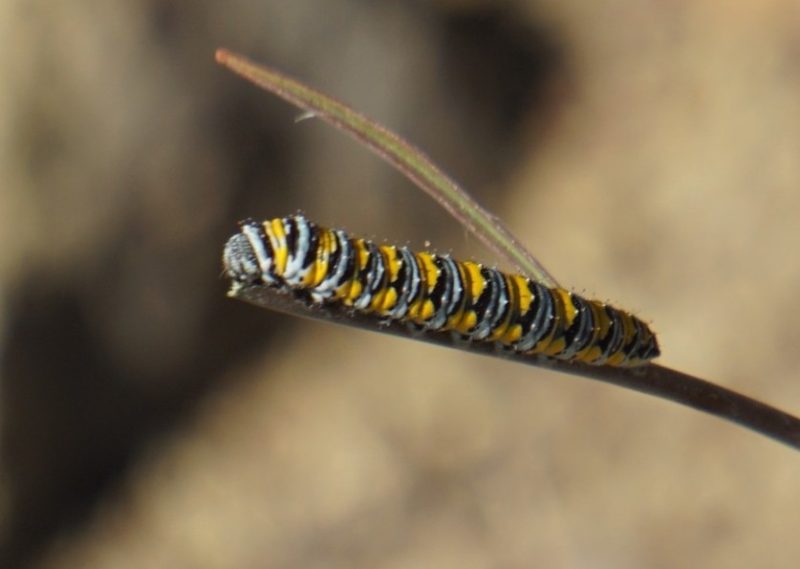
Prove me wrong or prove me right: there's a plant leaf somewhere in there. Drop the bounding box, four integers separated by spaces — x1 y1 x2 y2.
215 48 558 287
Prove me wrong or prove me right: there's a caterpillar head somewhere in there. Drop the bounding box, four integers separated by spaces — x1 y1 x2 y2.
223 230 262 287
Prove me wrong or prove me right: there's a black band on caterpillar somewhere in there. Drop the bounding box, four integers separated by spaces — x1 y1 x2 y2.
223 215 660 367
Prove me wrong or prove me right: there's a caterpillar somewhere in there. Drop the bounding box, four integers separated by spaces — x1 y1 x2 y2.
223 215 659 367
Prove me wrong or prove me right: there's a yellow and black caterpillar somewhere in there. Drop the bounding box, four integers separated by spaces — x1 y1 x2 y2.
223 215 659 367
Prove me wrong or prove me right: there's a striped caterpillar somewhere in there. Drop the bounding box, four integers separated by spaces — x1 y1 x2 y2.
223 215 659 367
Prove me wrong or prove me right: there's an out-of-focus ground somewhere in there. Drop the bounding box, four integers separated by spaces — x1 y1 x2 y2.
1 1 799 567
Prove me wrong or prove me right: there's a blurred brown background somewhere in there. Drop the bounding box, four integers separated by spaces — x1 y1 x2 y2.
1 1 799 567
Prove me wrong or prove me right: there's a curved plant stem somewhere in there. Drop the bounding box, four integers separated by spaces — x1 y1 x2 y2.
228 284 800 451
216 49 800 452
215 48 558 287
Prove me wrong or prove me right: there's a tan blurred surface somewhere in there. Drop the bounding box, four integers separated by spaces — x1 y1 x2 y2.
1 1 799 568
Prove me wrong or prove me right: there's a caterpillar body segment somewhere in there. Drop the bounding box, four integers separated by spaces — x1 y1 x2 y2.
223 215 659 367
